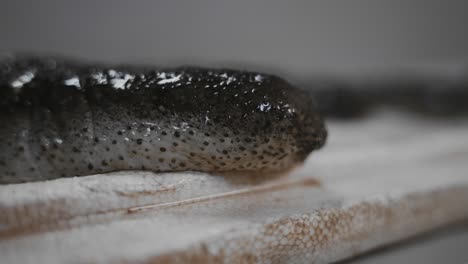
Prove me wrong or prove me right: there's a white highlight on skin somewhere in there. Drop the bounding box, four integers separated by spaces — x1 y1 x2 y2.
111 74 135 90
258 103 272 112
219 73 236 85
10 71 35 92
157 73 182 85
64 76 81 88
91 72 107 84
108 70 117 77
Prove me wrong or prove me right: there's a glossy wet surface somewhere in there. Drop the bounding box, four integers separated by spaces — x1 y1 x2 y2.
0 57 325 183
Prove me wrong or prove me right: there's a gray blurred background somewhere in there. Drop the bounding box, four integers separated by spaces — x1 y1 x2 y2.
2 0 468 82
2 0 468 262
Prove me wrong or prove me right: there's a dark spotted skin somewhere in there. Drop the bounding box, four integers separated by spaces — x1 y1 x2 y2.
0 57 326 184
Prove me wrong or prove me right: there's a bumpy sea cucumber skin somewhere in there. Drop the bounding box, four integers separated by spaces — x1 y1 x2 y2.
0 57 326 184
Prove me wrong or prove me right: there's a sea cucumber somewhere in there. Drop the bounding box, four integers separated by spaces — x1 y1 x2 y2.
0 57 326 184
